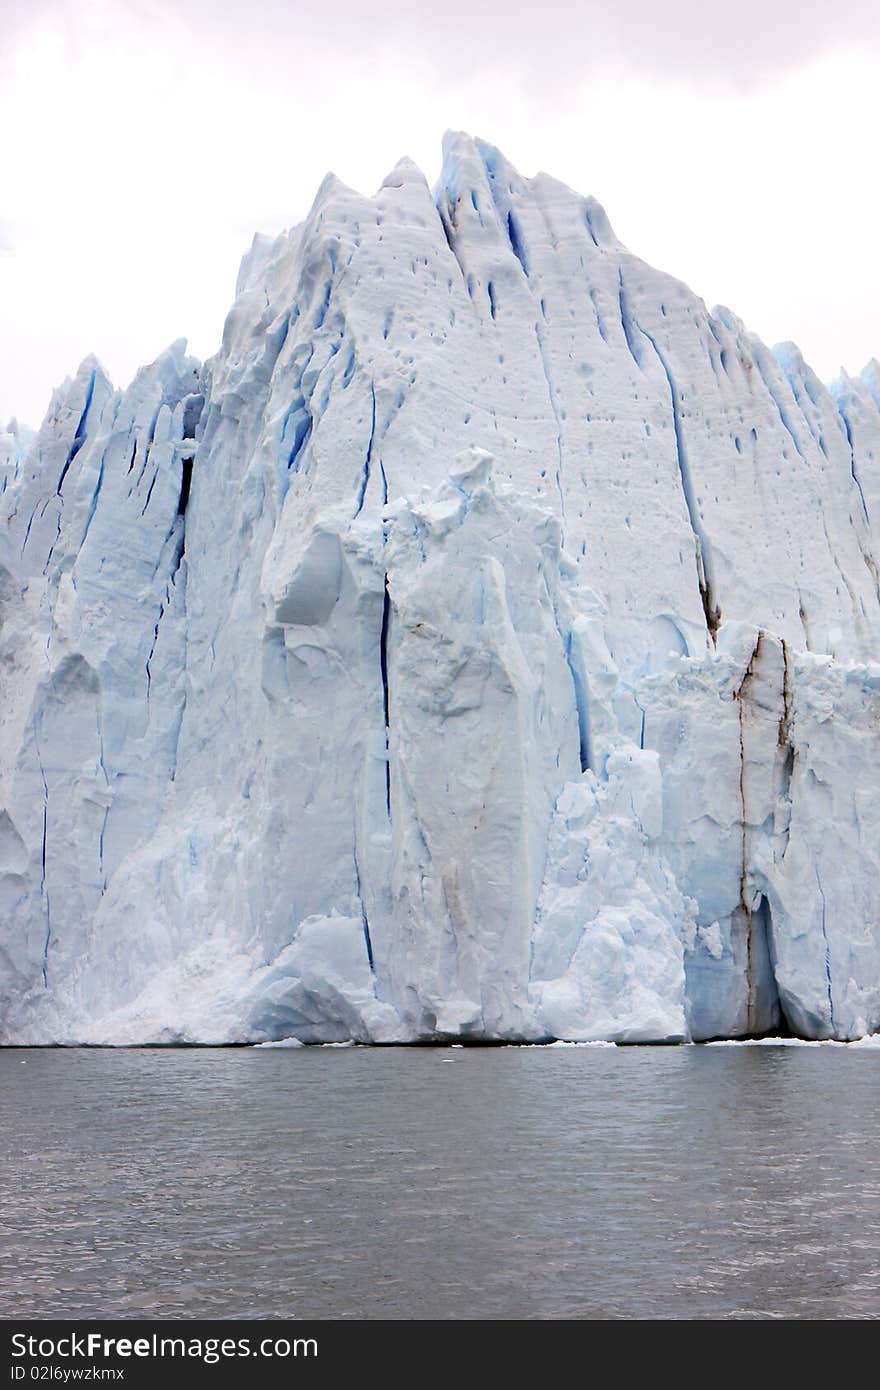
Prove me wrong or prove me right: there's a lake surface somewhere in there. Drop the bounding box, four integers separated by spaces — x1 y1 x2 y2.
1 1043 878 1319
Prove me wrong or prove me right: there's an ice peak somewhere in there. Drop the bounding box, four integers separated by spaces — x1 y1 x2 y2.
862 358 880 408
437 129 493 204
711 305 746 336
473 136 528 196
380 157 428 191
74 352 110 385
437 130 530 213
304 170 357 228
35 354 112 432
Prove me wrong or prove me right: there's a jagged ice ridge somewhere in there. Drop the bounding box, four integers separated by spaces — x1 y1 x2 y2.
2 133 880 1044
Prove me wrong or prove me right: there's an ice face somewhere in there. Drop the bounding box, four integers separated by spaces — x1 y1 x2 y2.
1 134 878 1043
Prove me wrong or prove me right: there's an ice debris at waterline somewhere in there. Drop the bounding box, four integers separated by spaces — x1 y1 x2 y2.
2 134 880 1046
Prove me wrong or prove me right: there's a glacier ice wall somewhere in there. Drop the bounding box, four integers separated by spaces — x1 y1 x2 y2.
2 133 879 1044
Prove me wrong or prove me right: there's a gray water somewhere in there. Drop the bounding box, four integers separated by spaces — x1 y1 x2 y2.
1 1043 878 1320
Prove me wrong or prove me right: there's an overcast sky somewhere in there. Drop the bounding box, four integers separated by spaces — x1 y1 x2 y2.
2 0 878 424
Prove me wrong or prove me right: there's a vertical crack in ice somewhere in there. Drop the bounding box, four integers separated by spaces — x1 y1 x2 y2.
147 454 191 702
56 367 97 495
285 414 312 475
145 462 190 771
33 716 51 987
312 280 332 332
859 545 880 611
814 866 836 1034
145 601 165 703
777 639 795 861
505 210 528 278
617 269 645 372
20 496 44 556
168 686 187 785
96 702 110 894
534 322 566 544
753 353 810 465
735 633 797 1032
353 380 377 518
838 404 870 523
797 590 813 650
80 443 108 550
141 461 161 516
39 802 50 987
350 555 393 987
778 639 792 749
734 632 762 1030
42 510 63 576
380 573 392 816
544 575 590 773
134 405 162 490
589 287 609 344
832 402 880 608
435 197 469 289
177 456 194 516
819 508 861 628
352 844 376 976
638 320 720 643
266 312 292 378
164 449 192 587
164 518 186 586
563 631 591 773
275 356 314 503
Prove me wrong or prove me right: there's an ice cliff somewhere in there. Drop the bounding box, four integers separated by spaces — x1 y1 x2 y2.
2 134 879 1044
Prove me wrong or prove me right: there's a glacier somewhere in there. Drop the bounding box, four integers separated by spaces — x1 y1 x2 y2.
1 132 879 1045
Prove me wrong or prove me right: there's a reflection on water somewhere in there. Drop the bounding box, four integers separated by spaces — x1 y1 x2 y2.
1 1044 878 1319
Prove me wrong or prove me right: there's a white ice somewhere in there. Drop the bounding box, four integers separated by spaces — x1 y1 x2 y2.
2 134 879 1044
